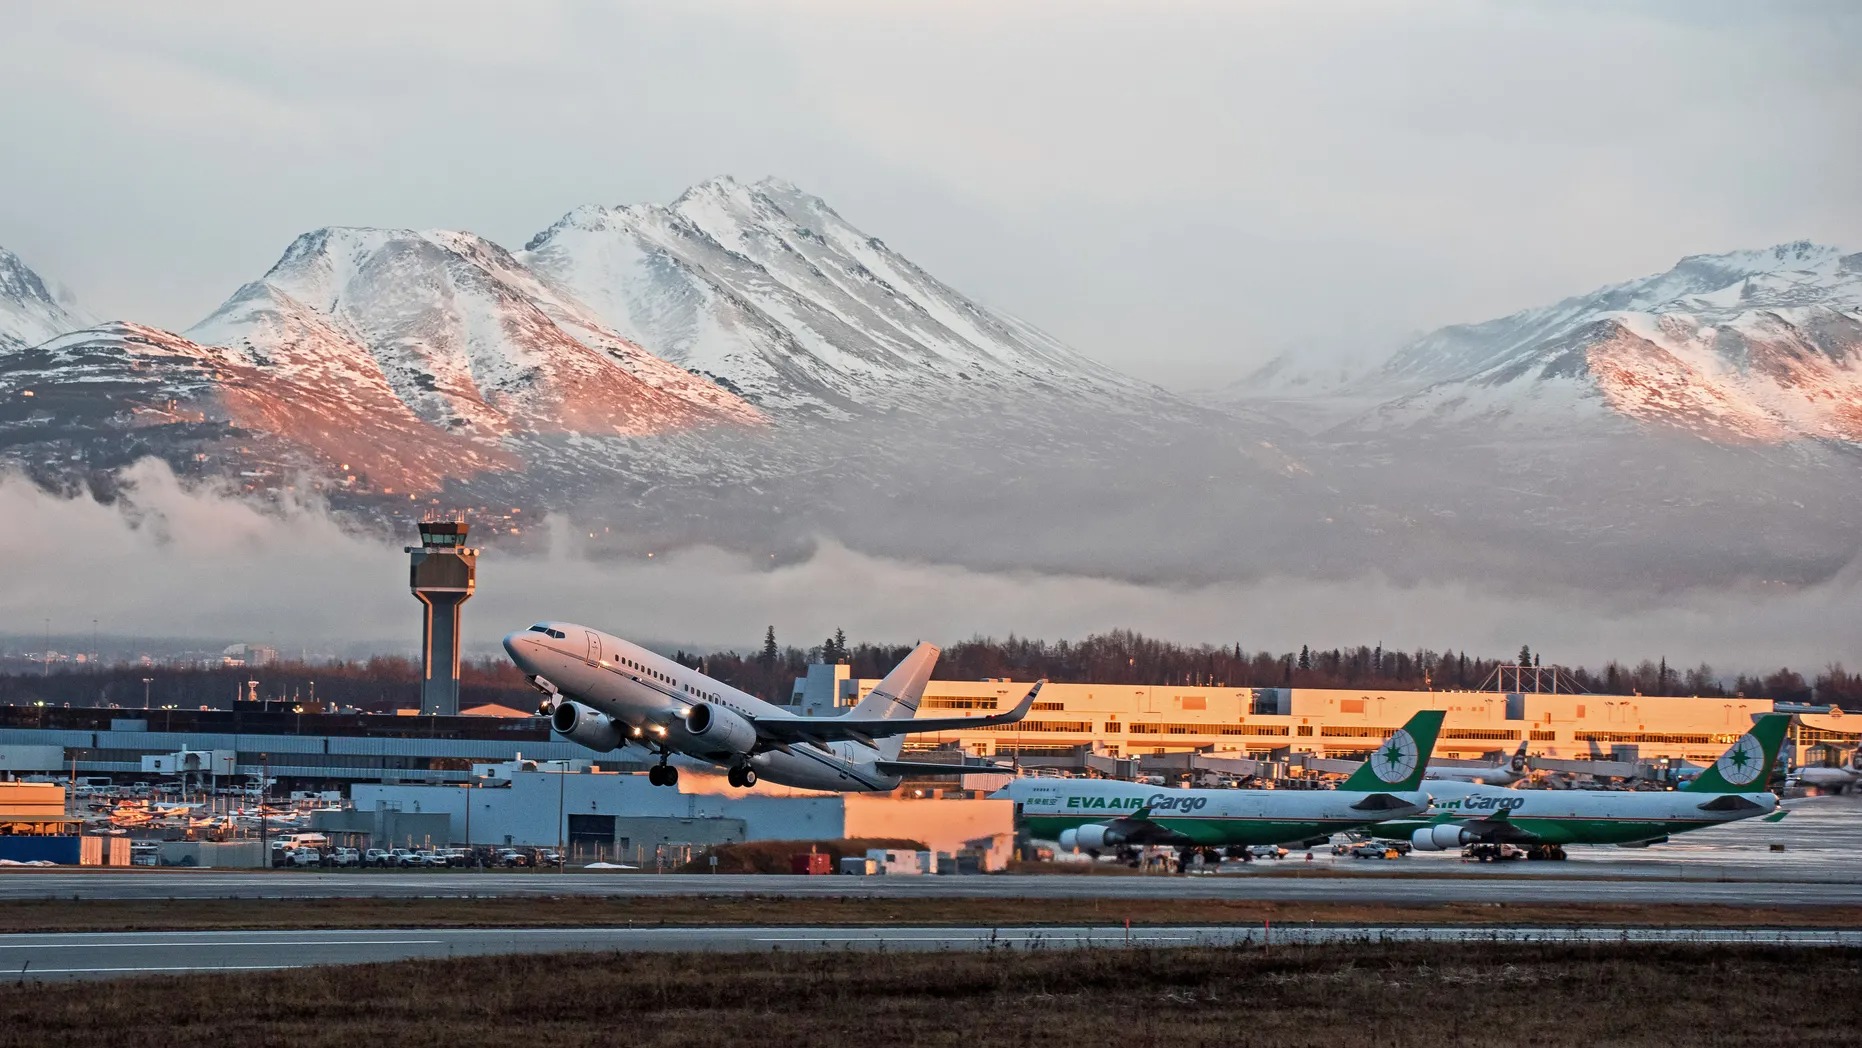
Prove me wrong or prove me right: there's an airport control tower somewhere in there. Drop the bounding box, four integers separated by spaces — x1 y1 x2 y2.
406 519 478 716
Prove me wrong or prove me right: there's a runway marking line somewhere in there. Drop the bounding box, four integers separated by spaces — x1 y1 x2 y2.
0 939 444 950
21 965 306 975
748 938 1199 945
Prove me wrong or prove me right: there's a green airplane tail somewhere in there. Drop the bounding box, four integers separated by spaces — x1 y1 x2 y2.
1341 710 1446 793
1683 713 1790 794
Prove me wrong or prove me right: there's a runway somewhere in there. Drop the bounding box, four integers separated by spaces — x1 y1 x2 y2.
3 870 1858 906
5 924 1858 981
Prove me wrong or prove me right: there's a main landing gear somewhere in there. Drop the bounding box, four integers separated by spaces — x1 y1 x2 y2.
727 765 758 788
1527 843 1568 861
647 752 679 788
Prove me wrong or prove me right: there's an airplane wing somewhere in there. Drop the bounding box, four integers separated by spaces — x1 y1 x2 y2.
872 759 1016 777
1448 807 1541 845
753 681 1044 746
1089 805 1195 847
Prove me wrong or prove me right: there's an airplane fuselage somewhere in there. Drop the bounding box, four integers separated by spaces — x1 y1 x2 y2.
1379 781 1780 846
504 622 903 792
1002 778 1430 848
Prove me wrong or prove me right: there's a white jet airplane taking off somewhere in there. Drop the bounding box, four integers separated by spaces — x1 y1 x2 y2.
504 623 1038 792
1424 740 1532 786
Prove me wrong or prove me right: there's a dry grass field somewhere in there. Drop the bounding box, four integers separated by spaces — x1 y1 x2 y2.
2 895 1859 933
0 941 1851 1047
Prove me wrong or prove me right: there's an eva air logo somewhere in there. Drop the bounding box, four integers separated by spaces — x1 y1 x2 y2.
1373 729 1419 784
1716 733 1764 786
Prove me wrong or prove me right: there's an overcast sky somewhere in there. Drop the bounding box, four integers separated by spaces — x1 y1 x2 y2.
2 1 1857 388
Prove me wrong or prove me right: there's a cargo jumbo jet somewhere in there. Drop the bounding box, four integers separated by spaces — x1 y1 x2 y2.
997 711 1447 861
504 623 1038 792
1378 714 1790 861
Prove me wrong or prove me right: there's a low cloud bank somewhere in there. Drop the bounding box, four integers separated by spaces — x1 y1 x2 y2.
0 461 1855 674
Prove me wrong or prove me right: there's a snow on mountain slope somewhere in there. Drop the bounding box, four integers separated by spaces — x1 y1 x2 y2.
1350 242 1862 443
0 246 94 351
0 321 513 493
188 227 762 439
520 176 1159 416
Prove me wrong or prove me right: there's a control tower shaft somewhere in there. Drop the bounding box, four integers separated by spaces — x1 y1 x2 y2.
407 520 478 716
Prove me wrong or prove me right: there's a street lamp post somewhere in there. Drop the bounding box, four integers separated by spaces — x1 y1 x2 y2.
142 678 152 710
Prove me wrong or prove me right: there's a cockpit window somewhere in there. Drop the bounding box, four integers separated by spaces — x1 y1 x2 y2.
528 625 550 633
528 625 566 639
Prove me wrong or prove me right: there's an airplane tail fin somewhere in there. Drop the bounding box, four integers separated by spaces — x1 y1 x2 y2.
1683 714 1789 794
1508 739 1531 775
1341 710 1446 793
847 642 941 760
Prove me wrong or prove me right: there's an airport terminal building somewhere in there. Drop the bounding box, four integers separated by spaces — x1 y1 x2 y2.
791 665 1849 767
0 668 1854 790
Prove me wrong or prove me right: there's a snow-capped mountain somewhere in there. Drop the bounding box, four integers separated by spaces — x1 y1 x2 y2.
189 226 762 439
520 176 1158 417
0 247 93 351
1354 242 1862 443
0 321 515 495
11 191 1856 594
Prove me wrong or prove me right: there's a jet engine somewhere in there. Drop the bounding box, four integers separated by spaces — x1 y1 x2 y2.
1060 824 1125 851
685 702 758 756
551 701 623 752
1410 824 1472 851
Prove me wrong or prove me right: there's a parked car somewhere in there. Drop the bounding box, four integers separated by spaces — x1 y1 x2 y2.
413 850 449 867
330 847 360 867
535 849 564 867
1246 844 1287 860
442 847 472 867
1350 841 1404 860
495 849 531 868
286 847 322 867
364 848 393 867
390 848 420 867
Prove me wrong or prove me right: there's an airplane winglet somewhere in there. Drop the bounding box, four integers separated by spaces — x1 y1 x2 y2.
968 680 1044 727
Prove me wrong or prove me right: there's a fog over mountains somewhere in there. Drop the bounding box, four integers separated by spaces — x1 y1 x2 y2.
1 178 1858 599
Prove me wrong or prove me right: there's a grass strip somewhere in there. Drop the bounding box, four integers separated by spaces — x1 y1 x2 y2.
2 896 1858 933
0 940 1853 1047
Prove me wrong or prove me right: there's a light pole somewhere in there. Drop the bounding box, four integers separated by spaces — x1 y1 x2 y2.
258 752 269 868
142 678 152 710
556 762 566 871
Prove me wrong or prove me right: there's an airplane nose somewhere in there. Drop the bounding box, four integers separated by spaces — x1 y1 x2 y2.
502 631 532 665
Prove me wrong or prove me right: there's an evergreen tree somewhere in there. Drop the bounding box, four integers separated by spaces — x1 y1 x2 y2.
1298 645 1311 671
1517 644 1532 667
759 626 778 668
